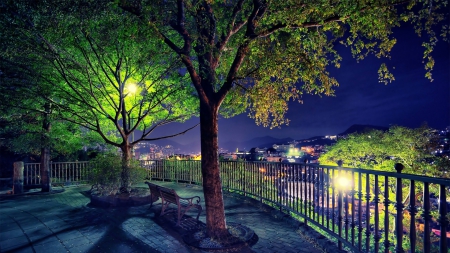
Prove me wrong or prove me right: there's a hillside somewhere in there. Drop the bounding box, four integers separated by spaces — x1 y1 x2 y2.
136 124 389 153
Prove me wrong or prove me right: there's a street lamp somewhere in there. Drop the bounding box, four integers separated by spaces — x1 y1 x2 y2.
336 176 351 190
127 83 137 94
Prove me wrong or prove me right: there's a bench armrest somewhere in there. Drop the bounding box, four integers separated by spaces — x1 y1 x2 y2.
179 195 201 205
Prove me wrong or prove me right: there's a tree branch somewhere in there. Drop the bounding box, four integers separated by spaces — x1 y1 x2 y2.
216 0 266 103
140 123 199 142
257 16 346 38
213 0 247 69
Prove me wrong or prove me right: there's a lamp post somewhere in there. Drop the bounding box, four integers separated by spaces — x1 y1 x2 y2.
131 117 134 158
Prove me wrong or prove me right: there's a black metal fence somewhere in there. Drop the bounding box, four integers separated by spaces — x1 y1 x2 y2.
143 160 450 253
22 159 450 252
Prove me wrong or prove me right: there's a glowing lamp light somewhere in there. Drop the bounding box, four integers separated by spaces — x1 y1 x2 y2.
335 176 351 190
127 83 137 94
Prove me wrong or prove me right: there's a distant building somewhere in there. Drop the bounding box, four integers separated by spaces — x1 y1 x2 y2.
272 143 294 152
235 150 250 160
220 153 237 160
266 156 284 162
325 135 337 140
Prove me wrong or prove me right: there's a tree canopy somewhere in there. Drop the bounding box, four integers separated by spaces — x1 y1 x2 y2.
120 0 448 127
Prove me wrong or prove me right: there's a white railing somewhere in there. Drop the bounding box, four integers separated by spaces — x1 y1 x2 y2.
23 161 90 185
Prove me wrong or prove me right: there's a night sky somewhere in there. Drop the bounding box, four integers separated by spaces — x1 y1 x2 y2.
152 25 450 148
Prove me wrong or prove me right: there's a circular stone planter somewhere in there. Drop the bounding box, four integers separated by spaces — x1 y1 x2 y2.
89 187 151 208
183 222 257 251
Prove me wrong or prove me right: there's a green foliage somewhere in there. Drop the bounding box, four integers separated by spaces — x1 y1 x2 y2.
0 111 101 160
0 0 199 149
319 125 448 251
319 125 448 177
89 152 147 195
0 1 200 190
119 0 448 128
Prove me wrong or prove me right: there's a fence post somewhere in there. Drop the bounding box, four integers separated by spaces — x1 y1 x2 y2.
394 163 404 253
407 180 416 253
334 161 342 249
337 174 343 250
13 161 24 194
422 182 431 253
438 184 448 253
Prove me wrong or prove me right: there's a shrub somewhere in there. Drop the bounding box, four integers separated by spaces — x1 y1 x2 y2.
88 153 147 195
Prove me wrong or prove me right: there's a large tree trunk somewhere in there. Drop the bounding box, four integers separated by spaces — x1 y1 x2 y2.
40 103 52 192
40 146 51 192
120 142 133 193
200 101 229 239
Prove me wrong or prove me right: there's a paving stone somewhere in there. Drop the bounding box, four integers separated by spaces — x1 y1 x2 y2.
26 227 54 241
0 184 333 253
63 236 91 249
57 230 85 242
44 219 69 229
51 224 75 235
0 227 24 240
68 242 97 253
21 221 45 230
79 228 107 239
2 246 35 253
10 214 33 222
33 240 67 253
30 235 61 246
0 220 19 231
0 235 30 251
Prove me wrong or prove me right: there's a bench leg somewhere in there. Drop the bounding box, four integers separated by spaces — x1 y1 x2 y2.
177 207 182 226
160 200 171 217
149 194 159 208
176 205 202 226
195 205 202 221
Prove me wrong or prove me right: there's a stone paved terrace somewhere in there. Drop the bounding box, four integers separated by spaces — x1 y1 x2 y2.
0 182 332 253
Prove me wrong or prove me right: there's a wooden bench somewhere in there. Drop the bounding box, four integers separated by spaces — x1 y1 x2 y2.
145 182 202 226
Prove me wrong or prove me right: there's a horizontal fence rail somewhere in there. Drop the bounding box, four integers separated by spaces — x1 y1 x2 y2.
144 160 450 253
24 159 450 252
23 161 90 186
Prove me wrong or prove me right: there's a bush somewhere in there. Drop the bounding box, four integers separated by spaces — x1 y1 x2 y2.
88 153 147 195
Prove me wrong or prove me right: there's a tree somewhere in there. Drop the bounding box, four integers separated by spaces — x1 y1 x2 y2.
319 125 449 177
0 0 199 192
118 0 448 239
0 21 73 191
